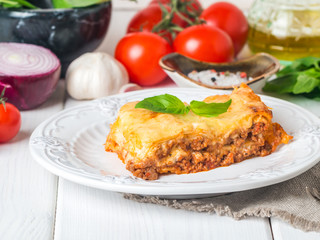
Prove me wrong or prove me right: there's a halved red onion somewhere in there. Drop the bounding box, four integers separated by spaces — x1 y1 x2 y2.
0 43 61 110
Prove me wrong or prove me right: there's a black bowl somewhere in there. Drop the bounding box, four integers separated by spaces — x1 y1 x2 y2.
0 1 112 76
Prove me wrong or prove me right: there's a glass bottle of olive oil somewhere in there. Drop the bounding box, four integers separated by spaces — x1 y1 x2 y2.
247 0 320 60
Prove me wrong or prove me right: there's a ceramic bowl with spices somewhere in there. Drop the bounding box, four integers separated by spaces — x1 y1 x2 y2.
160 53 280 93
0 0 112 76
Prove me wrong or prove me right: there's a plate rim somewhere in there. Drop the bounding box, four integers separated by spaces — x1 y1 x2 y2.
29 87 320 197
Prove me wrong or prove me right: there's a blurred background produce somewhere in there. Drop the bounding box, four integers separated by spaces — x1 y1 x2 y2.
98 0 254 56
114 0 248 86
109 0 320 100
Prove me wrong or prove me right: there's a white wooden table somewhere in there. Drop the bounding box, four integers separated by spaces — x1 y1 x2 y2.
1 1 320 239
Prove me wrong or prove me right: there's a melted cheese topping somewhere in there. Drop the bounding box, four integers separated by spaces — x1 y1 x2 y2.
105 84 273 162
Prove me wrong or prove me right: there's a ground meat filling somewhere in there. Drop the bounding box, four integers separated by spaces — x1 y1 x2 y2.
128 122 283 180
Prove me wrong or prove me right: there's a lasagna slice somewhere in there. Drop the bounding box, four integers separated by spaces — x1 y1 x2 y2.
105 84 292 180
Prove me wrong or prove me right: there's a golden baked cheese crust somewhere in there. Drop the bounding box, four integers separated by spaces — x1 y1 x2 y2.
105 84 292 180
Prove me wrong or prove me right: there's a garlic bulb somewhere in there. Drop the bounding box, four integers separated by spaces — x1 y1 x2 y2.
66 52 129 100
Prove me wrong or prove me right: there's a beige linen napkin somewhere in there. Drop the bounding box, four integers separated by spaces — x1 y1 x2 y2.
125 162 320 232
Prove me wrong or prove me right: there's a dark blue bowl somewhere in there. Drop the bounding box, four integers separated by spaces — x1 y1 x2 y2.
0 1 112 76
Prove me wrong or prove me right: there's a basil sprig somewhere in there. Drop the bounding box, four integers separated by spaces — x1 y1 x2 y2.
135 94 231 117
263 56 320 100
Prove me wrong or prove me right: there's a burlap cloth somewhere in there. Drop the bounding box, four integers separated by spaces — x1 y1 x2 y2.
124 162 320 232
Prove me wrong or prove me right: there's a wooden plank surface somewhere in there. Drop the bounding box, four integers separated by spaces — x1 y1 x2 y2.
54 180 273 240
0 82 65 240
271 219 320 240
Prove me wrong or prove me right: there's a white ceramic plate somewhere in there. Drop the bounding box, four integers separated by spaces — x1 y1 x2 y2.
29 88 320 199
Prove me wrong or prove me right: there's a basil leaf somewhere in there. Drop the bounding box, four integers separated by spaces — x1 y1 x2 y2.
0 0 37 9
302 87 320 101
190 99 232 117
293 68 320 94
263 73 298 93
263 56 320 99
52 0 109 8
135 94 190 115
276 65 296 77
16 0 37 8
0 0 20 8
291 56 320 70
276 57 320 78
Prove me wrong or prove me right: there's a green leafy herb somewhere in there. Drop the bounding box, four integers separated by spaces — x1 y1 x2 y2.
263 56 320 100
0 0 38 9
135 94 231 117
52 0 110 8
263 73 298 94
135 94 190 115
190 99 232 117
294 68 320 94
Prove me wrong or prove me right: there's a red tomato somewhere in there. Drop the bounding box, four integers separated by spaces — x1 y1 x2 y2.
126 4 185 43
173 25 234 63
200 2 248 55
0 102 21 143
127 4 165 33
115 32 173 86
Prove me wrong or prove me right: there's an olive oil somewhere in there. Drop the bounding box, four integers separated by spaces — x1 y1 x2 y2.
247 6 320 60
248 27 320 60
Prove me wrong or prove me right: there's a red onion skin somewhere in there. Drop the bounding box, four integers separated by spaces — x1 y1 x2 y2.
0 67 61 110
